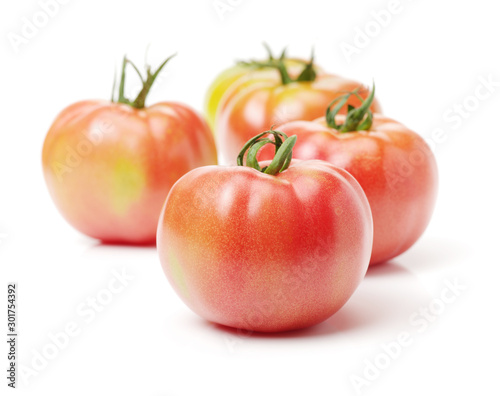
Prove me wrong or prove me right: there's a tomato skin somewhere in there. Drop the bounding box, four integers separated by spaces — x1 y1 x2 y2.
205 59 321 131
265 115 438 265
216 74 382 165
42 100 217 244
157 160 373 332
204 64 250 131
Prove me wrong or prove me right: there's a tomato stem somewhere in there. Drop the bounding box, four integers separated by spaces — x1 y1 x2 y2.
238 45 316 85
295 48 316 82
262 42 287 62
325 84 376 132
237 128 297 175
111 53 176 109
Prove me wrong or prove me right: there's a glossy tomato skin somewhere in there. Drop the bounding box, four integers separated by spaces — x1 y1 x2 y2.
216 74 382 165
268 115 438 265
42 100 217 244
157 160 373 332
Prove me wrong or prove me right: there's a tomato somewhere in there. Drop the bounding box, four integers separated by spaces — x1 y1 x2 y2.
42 55 217 244
157 130 373 332
204 45 323 131
216 59 382 164
205 63 251 130
261 87 438 265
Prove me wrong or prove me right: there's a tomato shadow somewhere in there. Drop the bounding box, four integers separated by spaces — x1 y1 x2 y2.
395 236 471 271
203 261 431 340
96 239 156 248
365 260 412 277
81 239 158 264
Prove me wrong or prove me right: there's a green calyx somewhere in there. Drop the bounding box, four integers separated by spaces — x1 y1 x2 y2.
111 53 176 109
326 84 376 132
237 128 297 176
238 43 317 85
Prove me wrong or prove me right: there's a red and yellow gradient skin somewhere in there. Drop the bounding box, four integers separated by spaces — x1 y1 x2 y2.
204 59 323 131
42 100 217 244
157 160 373 332
264 115 438 265
216 74 382 164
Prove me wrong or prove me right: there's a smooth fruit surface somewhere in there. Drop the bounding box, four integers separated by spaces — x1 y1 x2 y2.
217 74 381 164
269 114 438 265
42 100 217 244
157 159 373 332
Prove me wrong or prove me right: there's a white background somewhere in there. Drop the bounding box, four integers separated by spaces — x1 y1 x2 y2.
1 0 499 395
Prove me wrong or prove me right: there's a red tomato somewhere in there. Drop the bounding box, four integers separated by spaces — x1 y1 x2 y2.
42 55 217 244
157 130 373 332
216 58 382 164
262 88 438 265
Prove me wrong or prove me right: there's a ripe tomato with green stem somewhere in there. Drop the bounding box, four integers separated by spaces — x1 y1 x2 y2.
216 55 382 165
157 129 373 332
204 44 324 131
260 86 438 265
42 54 217 244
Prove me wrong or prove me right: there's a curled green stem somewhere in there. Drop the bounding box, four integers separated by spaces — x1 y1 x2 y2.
325 84 376 132
237 128 296 175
